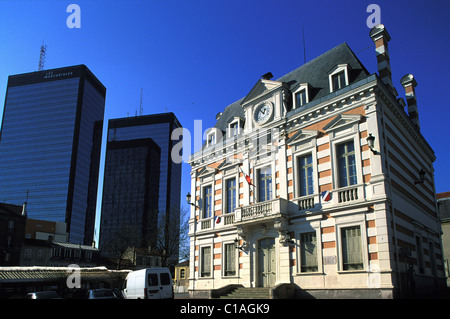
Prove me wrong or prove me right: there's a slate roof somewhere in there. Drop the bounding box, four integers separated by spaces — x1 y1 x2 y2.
0 266 129 282
212 42 371 133
0 202 24 217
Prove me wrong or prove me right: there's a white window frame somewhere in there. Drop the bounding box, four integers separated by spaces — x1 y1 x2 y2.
222 241 238 277
335 218 368 272
294 220 322 275
227 117 243 138
328 64 350 93
199 245 213 278
292 83 310 109
206 131 216 147
325 116 363 192
293 145 319 199
224 176 238 215
254 163 275 203
201 183 214 219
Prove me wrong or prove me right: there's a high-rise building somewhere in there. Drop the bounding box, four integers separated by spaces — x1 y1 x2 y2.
99 113 182 266
0 65 106 245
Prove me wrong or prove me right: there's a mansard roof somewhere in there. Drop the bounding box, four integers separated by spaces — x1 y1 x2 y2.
212 42 371 133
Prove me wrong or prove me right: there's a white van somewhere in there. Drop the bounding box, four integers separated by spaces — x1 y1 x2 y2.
122 267 174 299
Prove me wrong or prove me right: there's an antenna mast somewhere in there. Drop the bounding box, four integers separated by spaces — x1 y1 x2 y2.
38 43 47 71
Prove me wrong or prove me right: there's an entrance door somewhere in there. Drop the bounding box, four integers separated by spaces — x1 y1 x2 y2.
258 238 276 287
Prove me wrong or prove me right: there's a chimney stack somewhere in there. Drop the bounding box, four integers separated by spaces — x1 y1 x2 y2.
22 201 27 217
400 74 420 130
370 24 397 96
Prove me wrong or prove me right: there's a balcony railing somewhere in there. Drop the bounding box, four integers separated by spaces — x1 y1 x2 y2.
196 212 236 232
337 186 358 203
194 185 365 233
234 198 296 224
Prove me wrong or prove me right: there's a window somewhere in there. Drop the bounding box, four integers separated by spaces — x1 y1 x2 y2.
295 90 307 107
7 220 14 231
332 71 346 91
148 273 158 286
300 232 318 272
227 118 242 138
226 178 237 214
37 250 45 261
207 132 216 146
86 251 92 260
298 154 314 196
201 246 211 277
341 226 363 270
416 236 424 274
24 248 32 260
224 243 236 276
337 141 357 187
203 186 213 219
230 122 239 137
429 242 437 276
258 166 272 202
180 268 186 279
160 272 171 285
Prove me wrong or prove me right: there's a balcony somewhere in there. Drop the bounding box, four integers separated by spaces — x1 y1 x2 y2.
234 198 297 226
195 212 236 233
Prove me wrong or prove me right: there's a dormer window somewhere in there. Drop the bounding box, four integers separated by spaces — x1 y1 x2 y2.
227 117 243 138
207 132 216 146
332 71 346 91
296 90 307 107
293 83 310 109
329 64 350 93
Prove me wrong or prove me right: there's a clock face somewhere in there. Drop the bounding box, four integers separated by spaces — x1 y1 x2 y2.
254 102 273 125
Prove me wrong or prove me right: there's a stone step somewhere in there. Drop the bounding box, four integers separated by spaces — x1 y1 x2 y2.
219 287 271 299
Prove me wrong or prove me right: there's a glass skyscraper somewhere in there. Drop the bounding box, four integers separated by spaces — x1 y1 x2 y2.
0 65 106 245
99 113 182 265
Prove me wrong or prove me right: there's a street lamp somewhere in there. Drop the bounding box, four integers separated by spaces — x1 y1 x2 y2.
186 192 198 208
366 133 379 154
415 168 426 185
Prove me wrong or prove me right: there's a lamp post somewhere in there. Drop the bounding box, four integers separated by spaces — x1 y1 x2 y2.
366 133 379 154
186 192 198 208
415 169 426 185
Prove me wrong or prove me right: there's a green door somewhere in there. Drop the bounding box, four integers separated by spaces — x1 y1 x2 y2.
258 238 276 287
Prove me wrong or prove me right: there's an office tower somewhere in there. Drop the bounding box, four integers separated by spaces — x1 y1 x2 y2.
99 113 182 266
0 65 106 245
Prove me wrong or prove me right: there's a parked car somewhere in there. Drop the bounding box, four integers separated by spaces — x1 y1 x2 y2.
86 289 118 299
122 267 174 299
26 291 62 299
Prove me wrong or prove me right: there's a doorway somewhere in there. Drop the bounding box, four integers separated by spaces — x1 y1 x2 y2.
258 238 276 287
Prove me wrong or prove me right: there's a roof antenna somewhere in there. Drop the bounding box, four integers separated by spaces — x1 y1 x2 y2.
302 27 306 64
38 42 47 71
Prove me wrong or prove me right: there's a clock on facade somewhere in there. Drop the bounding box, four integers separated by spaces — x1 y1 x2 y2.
253 102 273 125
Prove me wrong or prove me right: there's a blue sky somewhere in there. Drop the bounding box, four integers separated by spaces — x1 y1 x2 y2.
1 0 449 240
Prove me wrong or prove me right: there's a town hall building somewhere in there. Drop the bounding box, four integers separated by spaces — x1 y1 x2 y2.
187 25 445 298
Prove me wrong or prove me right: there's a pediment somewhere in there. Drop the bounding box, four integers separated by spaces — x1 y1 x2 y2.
323 114 363 132
217 160 241 176
241 79 283 107
197 165 217 178
287 129 319 146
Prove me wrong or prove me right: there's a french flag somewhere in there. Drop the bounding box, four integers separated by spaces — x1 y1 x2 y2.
321 191 332 202
239 166 255 187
